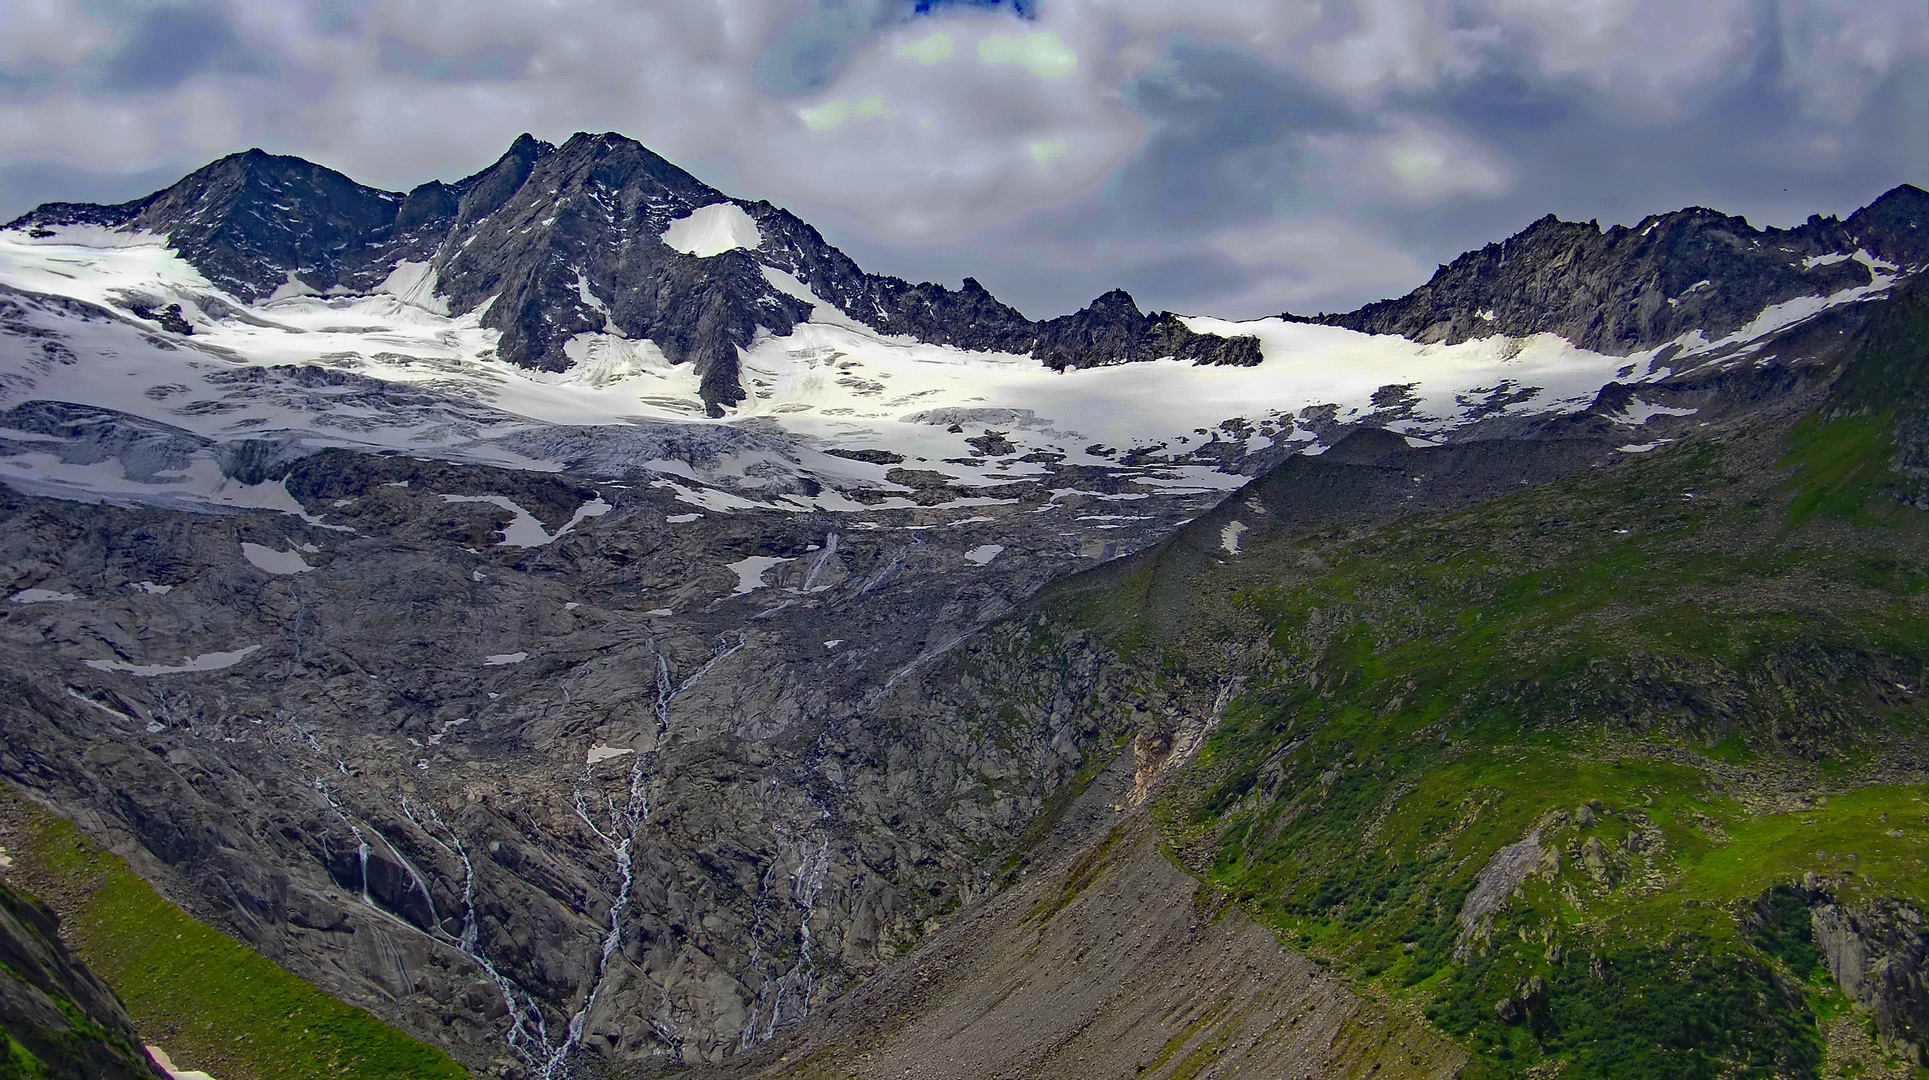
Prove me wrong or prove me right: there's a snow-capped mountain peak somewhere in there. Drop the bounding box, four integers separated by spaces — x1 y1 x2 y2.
1 135 1920 526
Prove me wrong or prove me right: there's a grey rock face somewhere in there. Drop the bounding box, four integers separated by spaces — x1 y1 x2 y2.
1812 894 1929 1062
0 879 171 1080
0 418 1238 1075
11 149 404 299
708 760 1463 1080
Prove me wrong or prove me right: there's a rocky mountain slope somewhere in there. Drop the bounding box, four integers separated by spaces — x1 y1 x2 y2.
0 135 1925 1079
996 273 1929 1079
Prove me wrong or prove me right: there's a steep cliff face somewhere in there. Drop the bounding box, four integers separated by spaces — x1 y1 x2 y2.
1810 893 1929 1063
0 879 169 1080
0 434 1240 1074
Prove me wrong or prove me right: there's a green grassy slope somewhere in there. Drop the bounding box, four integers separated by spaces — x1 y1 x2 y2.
1036 291 1929 1079
0 787 471 1080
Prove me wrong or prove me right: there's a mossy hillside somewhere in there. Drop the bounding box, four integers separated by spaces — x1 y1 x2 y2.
0 787 471 1080
1039 399 1929 1078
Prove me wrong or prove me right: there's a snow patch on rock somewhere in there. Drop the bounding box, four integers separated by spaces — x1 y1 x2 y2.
1615 398 1698 425
440 494 610 547
241 543 312 575
87 645 261 676
147 1045 219 1080
10 588 78 602
661 203 761 257
962 544 1004 565
727 555 793 594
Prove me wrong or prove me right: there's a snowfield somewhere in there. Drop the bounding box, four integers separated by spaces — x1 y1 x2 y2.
0 224 1900 516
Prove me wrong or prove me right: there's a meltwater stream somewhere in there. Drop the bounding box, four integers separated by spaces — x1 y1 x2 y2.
555 631 749 1070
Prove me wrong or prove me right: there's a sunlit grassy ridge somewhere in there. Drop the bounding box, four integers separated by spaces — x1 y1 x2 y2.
0 788 471 1080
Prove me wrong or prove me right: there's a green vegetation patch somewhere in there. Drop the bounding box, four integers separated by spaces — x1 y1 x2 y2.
0 787 470 1080
1056 394 1929 1078
0 1034 51 1080
1436 941 1821 1080
1778 411 1903 526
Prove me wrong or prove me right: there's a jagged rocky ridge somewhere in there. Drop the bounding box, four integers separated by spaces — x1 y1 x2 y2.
1294 185 1929 353
9 132 1259 414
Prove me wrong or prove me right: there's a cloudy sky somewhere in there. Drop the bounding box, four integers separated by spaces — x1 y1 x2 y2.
1 0 1924 319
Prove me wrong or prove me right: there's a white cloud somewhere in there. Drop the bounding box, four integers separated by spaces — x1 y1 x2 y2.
1475 0 1762 118
0 0 115 70
1301 0 1495 96
1774 0 1929 121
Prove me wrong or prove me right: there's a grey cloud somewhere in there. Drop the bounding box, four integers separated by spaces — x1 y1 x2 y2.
756 3 885 96
0 161 190 221
378 36 531 83
1123 43 1367 228
0 71 55 102
92 3 274 93
308 0 368 36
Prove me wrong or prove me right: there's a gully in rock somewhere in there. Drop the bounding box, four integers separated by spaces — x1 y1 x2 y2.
554 630 751 1069
406 798 571 1077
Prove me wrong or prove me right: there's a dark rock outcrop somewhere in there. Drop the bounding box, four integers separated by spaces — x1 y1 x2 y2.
0 879 170 1080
